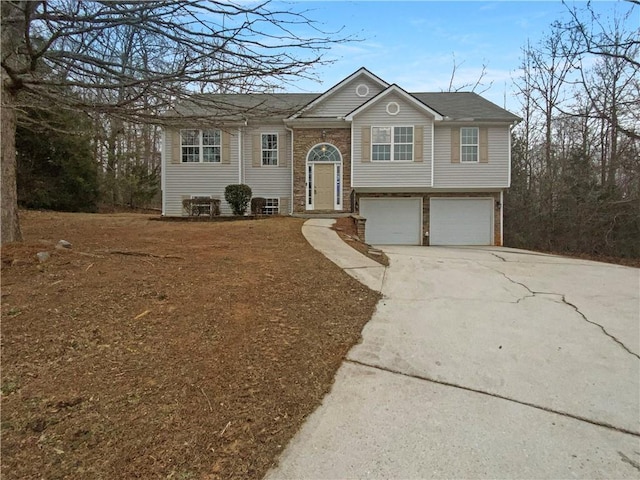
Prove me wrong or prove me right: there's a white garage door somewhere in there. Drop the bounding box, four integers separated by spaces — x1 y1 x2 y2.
359 198 422 245
430 198 493 245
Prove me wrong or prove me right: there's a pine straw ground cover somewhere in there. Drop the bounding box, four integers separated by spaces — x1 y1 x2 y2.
1 211 381 479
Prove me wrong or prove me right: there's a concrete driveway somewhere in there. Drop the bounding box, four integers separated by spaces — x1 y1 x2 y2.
267 246 640 479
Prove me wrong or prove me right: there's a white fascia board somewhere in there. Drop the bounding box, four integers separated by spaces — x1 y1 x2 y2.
344 85 444 121
286 67 389 120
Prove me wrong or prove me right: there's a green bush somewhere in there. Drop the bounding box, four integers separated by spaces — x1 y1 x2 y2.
224 184 252 215
251 197 266 215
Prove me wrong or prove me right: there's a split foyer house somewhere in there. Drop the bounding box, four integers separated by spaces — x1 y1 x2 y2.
161 68 520 246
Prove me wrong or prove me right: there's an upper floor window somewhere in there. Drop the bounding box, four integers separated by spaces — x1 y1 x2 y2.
460 127 479 163
371 126 413 161
181 129 221 163
261 133 278 166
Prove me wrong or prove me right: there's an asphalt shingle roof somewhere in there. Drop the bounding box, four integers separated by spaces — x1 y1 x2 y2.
170 91 519 123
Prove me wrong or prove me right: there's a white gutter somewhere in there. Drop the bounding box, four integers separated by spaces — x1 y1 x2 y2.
285 125 294 215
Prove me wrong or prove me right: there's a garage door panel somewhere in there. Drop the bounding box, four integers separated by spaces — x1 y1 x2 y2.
360 198 422 245
430 198 493 245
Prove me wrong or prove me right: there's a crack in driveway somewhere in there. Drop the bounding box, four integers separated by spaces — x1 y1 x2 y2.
346 358 640 438
489 268 640 360
618 451 640 472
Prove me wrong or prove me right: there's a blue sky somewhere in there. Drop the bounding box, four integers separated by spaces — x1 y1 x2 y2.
276 1 635 113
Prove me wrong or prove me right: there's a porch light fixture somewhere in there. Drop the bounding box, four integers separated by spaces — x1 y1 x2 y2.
321 129 327 139
496 201 501 209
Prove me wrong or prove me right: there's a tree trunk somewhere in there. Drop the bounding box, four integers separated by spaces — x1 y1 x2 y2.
1 1 24 243
1 89 22 243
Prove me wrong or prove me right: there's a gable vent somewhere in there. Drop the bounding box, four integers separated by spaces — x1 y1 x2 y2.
356 84 369 97
386 102 400 116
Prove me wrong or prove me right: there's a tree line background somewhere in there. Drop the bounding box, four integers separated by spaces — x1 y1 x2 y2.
6 1 639 259
504 2 639 260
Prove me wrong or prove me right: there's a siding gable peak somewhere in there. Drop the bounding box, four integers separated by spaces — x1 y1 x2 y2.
287 67 389 120
344 84 444 121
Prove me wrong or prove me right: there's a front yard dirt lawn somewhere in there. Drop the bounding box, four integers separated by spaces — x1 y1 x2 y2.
1 211 381 479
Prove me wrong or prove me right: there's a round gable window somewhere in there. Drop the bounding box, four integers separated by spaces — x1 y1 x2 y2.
355 84 369 97
386 101 400 116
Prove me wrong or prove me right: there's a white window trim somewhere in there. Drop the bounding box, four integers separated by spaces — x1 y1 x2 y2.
371 125 414 162
263 197 280 215
180 129 221 163
261 132 279 167
460 127 479 163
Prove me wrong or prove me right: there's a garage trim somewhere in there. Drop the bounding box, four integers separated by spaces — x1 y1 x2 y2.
359 197 423 245
429 197 494 246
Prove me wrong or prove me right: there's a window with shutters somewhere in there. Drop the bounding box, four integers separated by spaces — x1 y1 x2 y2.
181 129 221 163
261 133 278 166
371 126 413 161
460 127 479 163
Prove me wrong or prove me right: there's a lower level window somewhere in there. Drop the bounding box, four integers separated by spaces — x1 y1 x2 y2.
190 196 212 216
264 198 279 215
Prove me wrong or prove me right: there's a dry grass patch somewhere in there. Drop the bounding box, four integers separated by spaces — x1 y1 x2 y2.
1 211 380 479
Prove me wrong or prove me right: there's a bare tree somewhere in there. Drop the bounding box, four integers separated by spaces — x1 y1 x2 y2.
508 3 640 259
446 53 493 94
1 0 349 243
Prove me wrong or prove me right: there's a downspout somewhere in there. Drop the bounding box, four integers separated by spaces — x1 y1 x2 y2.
240 117 248 184
238 126 243 184
285 125 294 215
500 190 504 246
508 123 513 188
431 120 435 187
161 128 166 216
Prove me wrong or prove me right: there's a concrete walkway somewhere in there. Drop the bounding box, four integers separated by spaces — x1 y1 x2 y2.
266 226 640 479
301 218 386 292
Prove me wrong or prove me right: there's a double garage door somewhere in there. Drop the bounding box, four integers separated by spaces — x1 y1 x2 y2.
359 197 494 246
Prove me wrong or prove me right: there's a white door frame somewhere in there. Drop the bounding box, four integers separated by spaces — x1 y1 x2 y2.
305 143 343 211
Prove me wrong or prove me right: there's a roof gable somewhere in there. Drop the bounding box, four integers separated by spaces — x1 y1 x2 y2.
344 85 444 121
288 67 389 120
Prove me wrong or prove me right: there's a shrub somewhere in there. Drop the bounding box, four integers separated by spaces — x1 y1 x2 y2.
251 197 266 215
224 184 252 215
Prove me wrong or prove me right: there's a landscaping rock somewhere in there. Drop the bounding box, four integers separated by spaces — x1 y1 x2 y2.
36 252 51 263
56 240 72 249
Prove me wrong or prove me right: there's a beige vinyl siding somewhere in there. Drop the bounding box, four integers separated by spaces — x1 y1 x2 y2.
243 126 292 206
434 126 510 188
163 128 240 215
352 93 433 188
303 76 386 118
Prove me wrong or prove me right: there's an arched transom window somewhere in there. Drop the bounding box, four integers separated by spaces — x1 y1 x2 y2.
307 143 340 162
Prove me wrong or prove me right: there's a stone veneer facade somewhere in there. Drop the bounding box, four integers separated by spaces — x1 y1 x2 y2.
355 191 502 246
292 128 352 213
